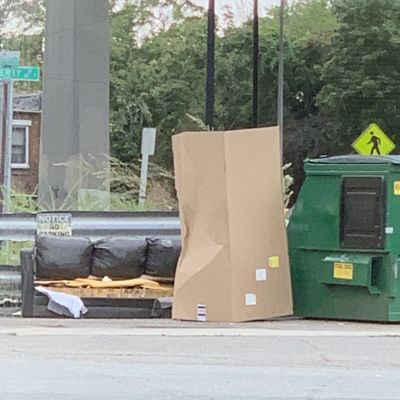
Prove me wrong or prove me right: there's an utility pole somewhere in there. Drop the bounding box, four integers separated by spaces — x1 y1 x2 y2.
252 0 259 128
277 0 285 156
205 0 215 129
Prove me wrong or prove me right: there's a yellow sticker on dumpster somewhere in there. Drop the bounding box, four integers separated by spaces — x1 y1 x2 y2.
394 181 400 195
334 263 353 280
269 256 280 268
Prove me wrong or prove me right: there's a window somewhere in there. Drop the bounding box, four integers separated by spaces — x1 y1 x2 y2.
12 120 31 169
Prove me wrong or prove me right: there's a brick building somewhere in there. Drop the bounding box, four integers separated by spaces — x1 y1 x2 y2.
12 93 41 194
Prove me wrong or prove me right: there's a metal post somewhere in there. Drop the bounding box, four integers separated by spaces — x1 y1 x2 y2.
138 128 156 208
3 79 13 214
277 0 285 157
139 154 149 208
205 0 215 129
252 0 259 128
0 82 5 190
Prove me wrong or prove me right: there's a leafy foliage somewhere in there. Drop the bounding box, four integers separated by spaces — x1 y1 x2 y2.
110 2 207 167
318 0 400 148
6 0 400 203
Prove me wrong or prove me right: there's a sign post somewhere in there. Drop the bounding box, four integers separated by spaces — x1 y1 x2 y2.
138 128 156 208
2 80 13 214
0 56 40 213
352 123 395 156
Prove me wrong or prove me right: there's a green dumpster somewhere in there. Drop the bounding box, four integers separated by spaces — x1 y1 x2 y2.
288 155 400 322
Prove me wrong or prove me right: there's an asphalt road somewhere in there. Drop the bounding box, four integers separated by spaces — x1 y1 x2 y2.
1 318 400 400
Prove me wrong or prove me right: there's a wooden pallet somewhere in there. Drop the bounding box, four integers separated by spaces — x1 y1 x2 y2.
42 285 174 299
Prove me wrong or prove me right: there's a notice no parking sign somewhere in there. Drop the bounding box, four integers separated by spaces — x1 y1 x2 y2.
36 213 72 237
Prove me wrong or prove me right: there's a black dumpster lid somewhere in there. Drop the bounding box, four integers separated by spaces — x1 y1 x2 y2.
308 155 400 164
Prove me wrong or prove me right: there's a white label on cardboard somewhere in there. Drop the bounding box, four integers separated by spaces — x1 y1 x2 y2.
255 268 267 281
385 227 394 234
197 304 206 322
245 293 257 306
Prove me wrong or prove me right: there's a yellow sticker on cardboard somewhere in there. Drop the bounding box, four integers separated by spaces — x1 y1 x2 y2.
269 256 280 268
334 263 353 280
394 181 400 195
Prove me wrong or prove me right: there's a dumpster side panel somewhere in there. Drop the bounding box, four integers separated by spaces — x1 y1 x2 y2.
291 249 390 321
289 160 396 322
289 174 342 251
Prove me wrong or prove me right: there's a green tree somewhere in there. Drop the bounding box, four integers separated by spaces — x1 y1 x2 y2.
318 0 400 150
215 2 335 135
214 22 253 129
0 0 44 92
0 0 44 35
1 0 341 197
285 0 338 41
110 1 206 167
110 2 151 163
139 15 207 166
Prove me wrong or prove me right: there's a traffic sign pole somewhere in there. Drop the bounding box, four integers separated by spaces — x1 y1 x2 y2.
0 60 40 213
0 83 5 194
138 153 149 208
3 79 13 214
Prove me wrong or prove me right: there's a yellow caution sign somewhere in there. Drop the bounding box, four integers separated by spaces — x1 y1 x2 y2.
352 123 395 155
334 262 353 280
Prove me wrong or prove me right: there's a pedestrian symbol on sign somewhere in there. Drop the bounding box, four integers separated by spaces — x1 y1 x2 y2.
367 131 381 155
352 123 395 156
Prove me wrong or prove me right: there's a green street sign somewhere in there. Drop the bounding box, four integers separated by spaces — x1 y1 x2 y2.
0 51 20 67
0 66 40 82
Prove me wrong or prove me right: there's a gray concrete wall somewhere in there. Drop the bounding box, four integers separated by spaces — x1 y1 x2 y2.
39 0 110 210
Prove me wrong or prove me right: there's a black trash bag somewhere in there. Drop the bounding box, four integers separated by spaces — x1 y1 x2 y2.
92 237 146 279
35 235 92 280
145 237 181 278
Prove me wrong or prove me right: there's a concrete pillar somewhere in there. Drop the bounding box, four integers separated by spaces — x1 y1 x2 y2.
39 0 110 210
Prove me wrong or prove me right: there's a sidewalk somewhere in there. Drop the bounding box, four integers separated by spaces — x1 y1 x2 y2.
2 316 400 337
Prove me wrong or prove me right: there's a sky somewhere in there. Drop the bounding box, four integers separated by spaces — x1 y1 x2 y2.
192 0 282 22
1 0 285 36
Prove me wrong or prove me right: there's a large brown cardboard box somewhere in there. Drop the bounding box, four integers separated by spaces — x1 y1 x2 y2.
172 127 293 322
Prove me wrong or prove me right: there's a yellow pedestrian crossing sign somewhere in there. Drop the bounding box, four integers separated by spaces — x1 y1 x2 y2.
352 123 395 155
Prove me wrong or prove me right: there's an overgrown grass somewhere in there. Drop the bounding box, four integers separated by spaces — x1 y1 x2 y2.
4 157 177 213
0 241 33 266
0 158 177 265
